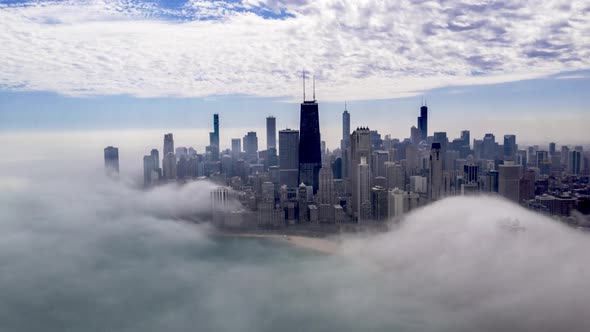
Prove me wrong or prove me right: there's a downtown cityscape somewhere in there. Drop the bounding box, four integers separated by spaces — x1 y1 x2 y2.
3 0 590 331
104 80 590 233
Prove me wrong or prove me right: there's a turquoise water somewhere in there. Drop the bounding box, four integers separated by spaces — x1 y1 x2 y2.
0 231 422 332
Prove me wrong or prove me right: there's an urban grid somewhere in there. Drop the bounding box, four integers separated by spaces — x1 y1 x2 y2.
104 83 590 233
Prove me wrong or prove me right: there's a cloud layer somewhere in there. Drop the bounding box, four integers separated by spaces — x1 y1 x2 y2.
1 134 590 331
0 0 588 100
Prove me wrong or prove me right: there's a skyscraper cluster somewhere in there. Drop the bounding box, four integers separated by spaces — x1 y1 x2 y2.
104 80 590 228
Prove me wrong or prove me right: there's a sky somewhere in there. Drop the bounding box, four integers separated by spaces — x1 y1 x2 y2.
0 0 589 148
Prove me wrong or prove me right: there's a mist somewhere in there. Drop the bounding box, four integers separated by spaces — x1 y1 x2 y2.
1 132 589 332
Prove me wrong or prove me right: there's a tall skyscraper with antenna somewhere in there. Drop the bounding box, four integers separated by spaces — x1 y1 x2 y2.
418 99 428 140
266 116 276 149
209 114 220 161
299 71 322 193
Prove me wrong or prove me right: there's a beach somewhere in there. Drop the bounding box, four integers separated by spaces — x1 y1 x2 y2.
218 232 342 255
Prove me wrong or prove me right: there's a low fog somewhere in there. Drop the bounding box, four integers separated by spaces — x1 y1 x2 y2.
1 133 589 332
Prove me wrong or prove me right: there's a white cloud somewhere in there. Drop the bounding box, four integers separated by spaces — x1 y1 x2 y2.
0 0 588 101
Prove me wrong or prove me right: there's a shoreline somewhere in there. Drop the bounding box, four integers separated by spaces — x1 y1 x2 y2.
215 231 342 255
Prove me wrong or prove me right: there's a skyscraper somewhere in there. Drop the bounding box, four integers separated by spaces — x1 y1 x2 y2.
150 149 160 171
569 150 582 175
243 131 258 162
342 104 350 146
318 164 335 205
143 155 155 187
162 152 177 180
429 143 443 201
231 138 241 160
209 114 220 161
503 134 517 160
279 129 299 188
417 101 428 140
104 146 119 176
266 116 276 150
357 157 371 223
163 133 174 156
350 127 371 220
498 162 521 202
298 89 322 193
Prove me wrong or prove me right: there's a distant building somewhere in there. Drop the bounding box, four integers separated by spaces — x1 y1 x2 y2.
279 129 299 188
503 135 517 160
299 99 322 193
371 186 388 221
104 146 119 176
266 116 276 149
498 162 521 202
163 133 174 156
162 152 177 180
350 127 371 220
429 143 443 200
417 102 428 140
243 131 258 162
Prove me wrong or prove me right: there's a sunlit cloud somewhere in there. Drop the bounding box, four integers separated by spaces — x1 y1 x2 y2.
0 0 588 101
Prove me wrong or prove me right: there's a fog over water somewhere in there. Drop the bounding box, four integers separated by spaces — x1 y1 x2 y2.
1 131 589 332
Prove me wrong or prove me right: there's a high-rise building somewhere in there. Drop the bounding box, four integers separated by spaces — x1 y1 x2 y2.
243 131 258 162
163 133 174 156
231 138 241 160
498 162 521 202
209 114 220 161
503 135 517 160
569 150 582 175
279 129 299 188
429 143 443 201
266 116 276 150
318 165 335 205
350 127 371 220
371 186 388 221
417 101 428 140
549 142 556 156
104 146 119 176
342 104 350 147
143 155 157 187
463 164 479 183
299 97 322 193
162 152 177 180
357 157 371 222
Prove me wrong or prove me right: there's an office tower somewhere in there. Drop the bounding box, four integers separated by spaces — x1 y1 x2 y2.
279 129 300 188
463 164 479 183
150 149 160 171
163 133 174 156
410 126 421 145
299 93 322 193
266 116 276 149
318 165 335 223
332 157 342 179
417 101 428 140
342 104 350 146
429 143 443 201
549 142 556 156
569 150 582 175
357 157 371 222
162 152 177 180
410 175 428 193
519 169 536 201
481 133 497 160
371 186 388 221
297 183 309 222
231 138 241 160
211 186 231 217
460 130 470 146
221 154 233 177
143 155 156 187
371 150 389 178
104 146 119 176
561 145 570 165
433 132 448 152
350 127 371 220
243 131 258 162
386 162 405 191
498 162 521 202
175 147 187 160
209 114 220 161
318 165 335 205
503 135 517 160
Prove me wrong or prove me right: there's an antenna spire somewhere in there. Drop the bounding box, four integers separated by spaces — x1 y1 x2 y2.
345 101 347 111
313 75 316 101
302 70 306 102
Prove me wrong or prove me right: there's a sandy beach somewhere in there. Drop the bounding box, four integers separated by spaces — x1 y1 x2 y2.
219 232 342 255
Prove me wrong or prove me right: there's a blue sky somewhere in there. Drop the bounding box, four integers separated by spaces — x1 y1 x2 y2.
0 0 589 146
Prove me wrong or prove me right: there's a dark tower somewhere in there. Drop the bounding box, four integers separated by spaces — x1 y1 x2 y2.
417 99 428 140
209 114 220 161
299 72 322 193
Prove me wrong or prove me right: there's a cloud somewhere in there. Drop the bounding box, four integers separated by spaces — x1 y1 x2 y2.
0 0 588 101
2 162 590 331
